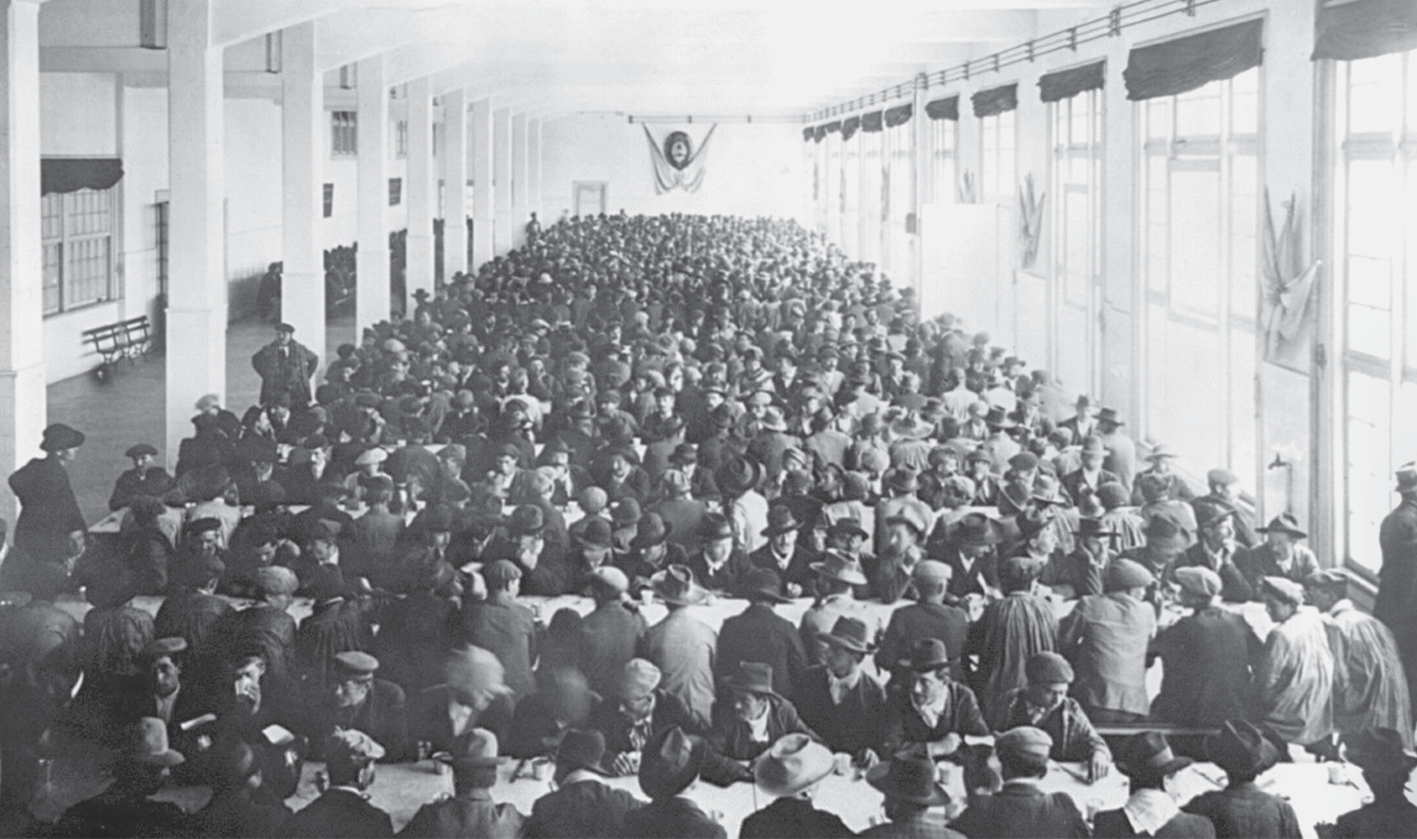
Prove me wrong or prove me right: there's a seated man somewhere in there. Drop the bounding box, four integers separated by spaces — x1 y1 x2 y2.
874 559 969 685
283 730 393 838
398 729 524 839
1327 728 1417 839
523 729 645 838
184 740 291 839
990 652 1111 782
621 726 725 839
591 658 701 777
203 653 307 800
308 651 410 763
52 718 188 839
741 734 852 839
949 726 1091 838
792 616 886 768
1093 732 1215 839
409 646 516 753
858 753 962 839
882 638 989 758
703 661 819 785
1182 720 1300 839
1253 577 1334 749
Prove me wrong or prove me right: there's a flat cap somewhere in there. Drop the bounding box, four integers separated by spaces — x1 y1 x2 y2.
912 560 953 585
1174 566 1222 599
483 559 522 585
139 637 188 661
1206 468 1240 486
324 729 384 768
1105 559 1155 592
1304 568 1349 590
1025 651 1074 685
332 651 379 676
995 726 1054 762
1261 576 1304 606
589 566 629 594
125 444 159 459
254 566 298 597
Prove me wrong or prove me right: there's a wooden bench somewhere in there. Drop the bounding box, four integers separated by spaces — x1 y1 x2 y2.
82 315 151 380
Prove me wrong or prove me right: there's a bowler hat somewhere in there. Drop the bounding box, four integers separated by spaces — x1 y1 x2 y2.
649 564 708 606
611 498 642 527
1117 731 1193 783
984 406 1015 430
697 513 735 543
639 726 707 800
950 512 1005 547
1257 512 1307 540
1079 436 1107 456
1205 719 1280 777
1142 515 1192 551
738 568 790 604
809 550 868 586
1072 517 1119 541
630 513 673 549
754 733 834 797
817 616 874 654
40 423 85 452
883 468 921 494
579 518 614 549
864 755 950 806
762 504 802 537
507 504 546 538
903 638 952 673
1096 407 1124 426
718 456 764 495
555 729 608 775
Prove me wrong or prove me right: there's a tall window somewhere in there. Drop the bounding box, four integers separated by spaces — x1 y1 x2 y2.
883 120 913 276
332 111 358 157
395 119 409 159
930 117 957 205
1334 51 1417 573
1138 68 1260 483
859 129 883 264
980 110 1016 204
41 187 117 315
1051 88 1104 391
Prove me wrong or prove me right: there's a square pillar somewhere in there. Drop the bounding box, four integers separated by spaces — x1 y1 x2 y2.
166 0 226 465
0 0 45 518
356 54 390 327
470 98 493 270
527 118 542 223
492 107 512 255
911 74 930 305
405 77 434 304
441 88 468 279
281 21 323 368
510 112 528 249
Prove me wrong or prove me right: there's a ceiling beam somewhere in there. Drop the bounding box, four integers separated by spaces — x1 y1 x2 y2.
213 0 336 49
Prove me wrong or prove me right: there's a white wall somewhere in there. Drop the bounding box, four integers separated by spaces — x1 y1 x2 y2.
540 115 806 222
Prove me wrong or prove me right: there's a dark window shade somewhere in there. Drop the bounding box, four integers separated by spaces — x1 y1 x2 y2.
1039 60 1106 103
1123 18 1263 101
41 158 123 195
924 96 959 121
841 116 862 141
972 84 1018 118
803 127 814 142
884 103 913 128
825 120 841 134
861 110 884 133
1313 0 1417 61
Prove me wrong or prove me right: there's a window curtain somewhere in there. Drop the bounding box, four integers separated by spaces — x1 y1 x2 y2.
861 110 884 133
884 103 913 128
972 83 1018 118
924 96 959 121
840 115 862 141
1123 18 1263 101
41 158 123 195
1039 60 1106 103
1312 0 1417 61
803 127 814 142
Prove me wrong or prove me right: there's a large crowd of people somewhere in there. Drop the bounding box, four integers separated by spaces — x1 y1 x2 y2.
2 212 1416 838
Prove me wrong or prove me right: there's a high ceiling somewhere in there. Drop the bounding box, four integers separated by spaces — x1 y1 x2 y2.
39 0 1110 119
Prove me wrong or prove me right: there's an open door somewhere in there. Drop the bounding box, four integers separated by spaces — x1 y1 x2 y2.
573 181 607 217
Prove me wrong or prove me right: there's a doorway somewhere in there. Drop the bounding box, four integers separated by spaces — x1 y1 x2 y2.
573 181 607 217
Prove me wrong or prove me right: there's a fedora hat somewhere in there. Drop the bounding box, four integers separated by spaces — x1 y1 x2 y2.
826 517 869 541
555 729 608 775
1205 719 1280 778
738 568 790 603
129 717 185 768
884 505 930 539
508 504 547 538
649 564 708 606
883 467 921 494
1193 500 1237 531
902 638 951 673
760 406 788 432
611 498 642 527
1079 436 1107 456
809 550 868 586
1344 728 1417 775
40 423 85 453
639 726 707 800
864 755 950 807
951 512 1005 547
1257 512 1307 540
723 661 779 698
630 512 673 549
718 456 764 495
998 481 1034 514
1144 443 1179 461
1072 517 1120 541
890 414 933 440
1396 462 1417 493
448 728 503 771
762 503 803 537
1096 407 1125 426
1117 731 1193 783
755 733 834 797
817 616 874 654
697 513 735 544
1142 515 1192 551
983 406 1015 430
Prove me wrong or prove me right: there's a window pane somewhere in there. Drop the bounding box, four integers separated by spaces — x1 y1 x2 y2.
1348 159 1397 258
1348 54 1400 135
1347 369 1392 570
1064 186 1091 304
1148 99 1170 139
42 243 60 314
1349 303 1392 359
1176 85 1222 137
1169 167 1222 319
1349 255 1392 309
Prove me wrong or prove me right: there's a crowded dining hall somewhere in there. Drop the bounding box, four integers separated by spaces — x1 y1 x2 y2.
3 0 1417 837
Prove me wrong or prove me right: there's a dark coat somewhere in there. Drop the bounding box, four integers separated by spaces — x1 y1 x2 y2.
882 680 988 754
523 778 645 838
373 591 460 694
1182 783 1302 839
252 339 320 407
1177 545 1255 603
1060 467 1123 506
1377 497 1417 654
407 685 515 753
857 811 965 838
747 544 819 593
184 787 292 839
461 594 538 701
152 588 234 663
213 603 298 682
506 691 601 759
296 598 374 691
1330 798 1417 839
620 797 726 839
281 788 393 838
308 679 410 762
578 600 648 699
590 688 702 768
109 466 174 511
991 691 1109 763
9 455 86 564
715 602 808 698
740 797 853 839
1150 607 1253 728
791 665 887 756
876 601 970 684
397 790 524 839
51 788 190 839
949 781 1091 839
1094 807 1217 838
685 548 753 595
704 695 818 784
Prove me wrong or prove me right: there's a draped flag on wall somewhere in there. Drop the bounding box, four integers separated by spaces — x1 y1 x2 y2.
643 124 717 194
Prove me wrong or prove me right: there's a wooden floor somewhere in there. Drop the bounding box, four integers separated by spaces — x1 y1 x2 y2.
44 315 358 525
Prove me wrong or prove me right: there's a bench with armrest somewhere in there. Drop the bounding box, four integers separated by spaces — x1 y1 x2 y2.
81 314 151 380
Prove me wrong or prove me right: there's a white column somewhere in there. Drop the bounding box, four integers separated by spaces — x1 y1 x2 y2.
405 77 434 305
441 88 468 279
280 21 323 370
528 117 542 222
492 107 512 255
356 54 390 327
510 112 528 250
166 0 226 465
0 0 44 517
470 97 494 269
912 75 930 305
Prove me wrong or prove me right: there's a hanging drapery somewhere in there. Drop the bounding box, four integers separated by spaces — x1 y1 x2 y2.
1123 18 1264 101
861 110 884 133
884 103 913 128
924 96 959 121
802 127 814 142
840 115 861 142
1313 0 1417 61
41 158 124 195
972 83 1018 118
1038 60 1106 103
